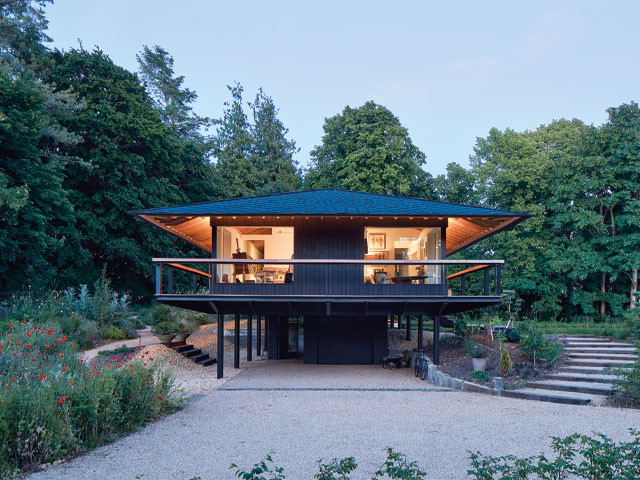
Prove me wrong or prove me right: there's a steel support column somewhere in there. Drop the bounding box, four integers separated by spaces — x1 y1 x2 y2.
256 315 262 357
217 313 224 379
417 315 424 350
433 315 441 365
247 314 253 361
234 313 240 369
406 316 411 341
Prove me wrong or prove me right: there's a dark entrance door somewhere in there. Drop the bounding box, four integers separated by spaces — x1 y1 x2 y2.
303 315 388 364
266 315 299 360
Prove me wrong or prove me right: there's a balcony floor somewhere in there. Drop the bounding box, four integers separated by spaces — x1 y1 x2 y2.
156 293 502 317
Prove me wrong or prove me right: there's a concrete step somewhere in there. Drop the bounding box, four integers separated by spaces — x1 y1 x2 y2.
567 352 638 361
173 344 194 353
524 380 614 396
564 342 635 348
545 373 620 384
502 388 592 405
565 359 634 368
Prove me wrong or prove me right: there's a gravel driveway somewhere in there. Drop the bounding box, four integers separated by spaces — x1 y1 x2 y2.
29 361 640 480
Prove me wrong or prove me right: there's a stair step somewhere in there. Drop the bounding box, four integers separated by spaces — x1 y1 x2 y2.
564 343 634 348
567 353 638 360
524 380 614 395
173 344 195 353
502 389 592 405
565 359 634 368
558 366 630 375
191 352 210 362
181 348 202 358
197 357 217 366
566 348 637 355
545 373 620 384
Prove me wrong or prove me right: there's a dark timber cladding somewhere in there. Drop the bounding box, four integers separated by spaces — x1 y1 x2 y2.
129 189 531 376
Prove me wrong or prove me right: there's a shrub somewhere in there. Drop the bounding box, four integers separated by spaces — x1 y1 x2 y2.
152 321 181 335
499 348 513 377
467 430 640 479
464 339 487 359
454 317 470 339
505 329 521 343
610 356 640 408
0 321 182 476
518 322 563 366
103 325 127 340
471 370 490 382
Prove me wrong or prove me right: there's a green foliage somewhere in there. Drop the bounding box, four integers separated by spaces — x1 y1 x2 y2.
0 321 182 476
152 321 180 335
314 457 358 480
467 430 640 480
471 370 490 382
0 0 53 69
229 455 286 480
518 323 563 366
610 357 640 408
464 339 487 359
306 101 429 196
499 348 513 377
454 316 470 339
229 448 426 480
505 329 521 343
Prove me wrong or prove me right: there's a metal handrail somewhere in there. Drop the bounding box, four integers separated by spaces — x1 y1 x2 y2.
152 258 504 265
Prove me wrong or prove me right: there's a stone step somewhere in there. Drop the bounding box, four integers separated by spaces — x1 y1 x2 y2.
567 352 638 361
564 342 634 348
544 372 620 384
197 357 217 366
502 389 592 405
181 348 202 358
565 359 634 368
524 380 614 396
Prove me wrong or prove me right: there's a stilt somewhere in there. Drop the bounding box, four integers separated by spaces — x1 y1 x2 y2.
406 316 411 341
398 315 402 329
256 315 262 357
217 313 224 379
417 315 424 351
433 315 441 365
247 314 253 361
234 313 240 369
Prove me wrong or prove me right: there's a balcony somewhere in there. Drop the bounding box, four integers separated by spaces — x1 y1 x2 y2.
152 258 504 317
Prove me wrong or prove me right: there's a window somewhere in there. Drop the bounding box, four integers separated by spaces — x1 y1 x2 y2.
216 226 294 284
364 227 442 284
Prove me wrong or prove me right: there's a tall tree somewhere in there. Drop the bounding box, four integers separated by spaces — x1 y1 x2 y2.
136 45 211 139
0 0 52 69
0 68 82 294
432 162 477 204
249 89 301 195
306 101 428 196
45 47 198 295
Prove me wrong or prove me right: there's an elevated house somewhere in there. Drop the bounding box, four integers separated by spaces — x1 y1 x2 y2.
130 189 529 379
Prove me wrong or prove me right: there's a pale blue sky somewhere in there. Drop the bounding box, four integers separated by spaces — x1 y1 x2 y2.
45 1 639 175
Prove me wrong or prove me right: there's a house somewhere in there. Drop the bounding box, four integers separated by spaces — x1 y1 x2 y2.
130 189 530 378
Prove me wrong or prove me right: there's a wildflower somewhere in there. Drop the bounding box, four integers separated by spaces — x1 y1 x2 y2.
130 369 135 373
137 346 143 350
157 395 163 401
145 351 149 354
10 377 15 381
58 353 64 358
47 329 54 335
26 344 31 348
32 358 37 362
23 321 28 325
0 345 3 349
9 324 14 328
26 333 31 337
29 328 34 332
58 396 67 405
39 375 46 381
45 344 49 348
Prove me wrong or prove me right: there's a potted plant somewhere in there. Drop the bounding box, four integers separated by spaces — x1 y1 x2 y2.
152 320 180 343
174 321 196 342
465 338 488 371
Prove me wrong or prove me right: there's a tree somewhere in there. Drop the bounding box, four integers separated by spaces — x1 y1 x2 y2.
249 89 301 195
0 68 82 294
432 162 477 204
136 45 211 139
0 0 52 70
45 47 200 295
306 101 428 196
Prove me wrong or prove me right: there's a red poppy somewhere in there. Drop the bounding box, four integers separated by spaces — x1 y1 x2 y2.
58 396 67 405
145 351 149 354
8 324 14 328
58 353 64 358
47 329 54 335
39 375 46 381
157 395 163 401
31 358 37 362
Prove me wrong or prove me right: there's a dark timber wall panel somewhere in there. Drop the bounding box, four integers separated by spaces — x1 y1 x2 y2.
303 315 388 364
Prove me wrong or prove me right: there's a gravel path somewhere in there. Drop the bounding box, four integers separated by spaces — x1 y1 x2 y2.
29 361 640 480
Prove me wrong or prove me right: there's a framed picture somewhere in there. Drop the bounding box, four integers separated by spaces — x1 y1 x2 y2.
367 232 386 251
